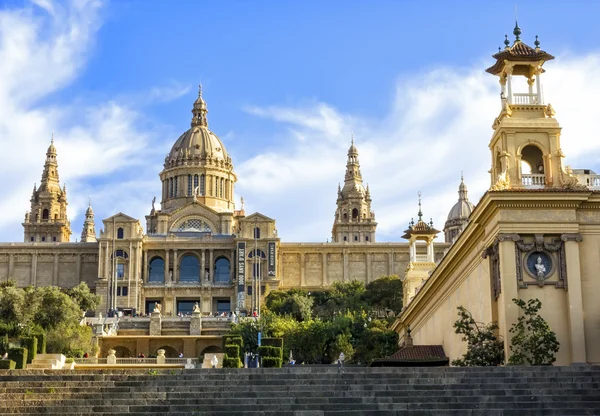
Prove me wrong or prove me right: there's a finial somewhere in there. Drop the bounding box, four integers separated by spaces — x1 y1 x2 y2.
417 191 423 221
513 20 521 42
429 218 433 227
498 46 501 52
504 34 510 48
50 133 54 144
351 131 354 146
410 218 414 227
88 197 92 207
461 171 464 182
198 83 203 98
534 35 540 49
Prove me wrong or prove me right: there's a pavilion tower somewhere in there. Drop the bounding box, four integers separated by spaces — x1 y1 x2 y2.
487 21 581 190
331 138 377 242
80 200 97 242
22 137 71 242
444 174 475 243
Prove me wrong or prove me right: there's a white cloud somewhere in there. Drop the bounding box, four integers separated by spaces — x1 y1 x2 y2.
238 54 600 242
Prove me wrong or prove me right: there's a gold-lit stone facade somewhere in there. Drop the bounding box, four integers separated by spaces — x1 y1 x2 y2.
0 86 449 318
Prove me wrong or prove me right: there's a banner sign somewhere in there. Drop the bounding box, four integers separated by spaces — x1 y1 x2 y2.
268 241 276 277
236 241 246 310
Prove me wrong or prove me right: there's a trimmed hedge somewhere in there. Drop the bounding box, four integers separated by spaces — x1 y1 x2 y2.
0 334 8 355
223 357 241 368
262 357 282 368
258 345 283 360
7 348 27 369
262 337 283 349
224 344 240 360
0 359 16 370
223 335 243 360
31 332 46 354
20 337 37 364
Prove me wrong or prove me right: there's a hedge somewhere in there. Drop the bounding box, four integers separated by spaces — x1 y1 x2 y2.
0 360 16 370
20 337 37 364
261 337 283 349
223 357 241 368
7 348 27 369
258 345 283 360
224 344 240 360
31 332 46 354
262 357 282 368
222 335 243 360
0 334 8 355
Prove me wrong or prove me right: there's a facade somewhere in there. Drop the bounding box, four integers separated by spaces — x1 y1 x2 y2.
392 24 600 365
0 87 449 318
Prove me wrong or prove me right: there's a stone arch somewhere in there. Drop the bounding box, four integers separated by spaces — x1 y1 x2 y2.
113 346 132 358
520 144 545 175
42 209 49 220
201 345 223 355
180 254 200 282
352 208 359 220
170 215 217 233
157 345 179 358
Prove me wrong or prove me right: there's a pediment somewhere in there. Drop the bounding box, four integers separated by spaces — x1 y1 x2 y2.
241 212 275 223
102 212 139 223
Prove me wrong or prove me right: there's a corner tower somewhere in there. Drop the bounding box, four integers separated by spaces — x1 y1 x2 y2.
331 138 377 242
159 86 237 213
444 175 474 243
22 137 72 242
80 200 97 242
487 22 580 190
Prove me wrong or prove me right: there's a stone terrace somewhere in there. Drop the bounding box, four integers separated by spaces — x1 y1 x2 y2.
0 366 599 415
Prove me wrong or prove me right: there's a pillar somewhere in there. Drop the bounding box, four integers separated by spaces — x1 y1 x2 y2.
104 242 109 280
173 249 179 283
165 249 170 284
506 68 513 104
143 250 148 282
201 250 206 283
230 250 235 283
535 70 542 103
563 236 586 363
209 249 214 283
497 239 519 362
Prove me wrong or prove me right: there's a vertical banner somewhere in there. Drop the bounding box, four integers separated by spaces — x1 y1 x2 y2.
268 242 276 277
236 242 246 310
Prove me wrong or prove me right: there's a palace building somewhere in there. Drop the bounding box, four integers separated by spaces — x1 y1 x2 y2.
0 86 452 319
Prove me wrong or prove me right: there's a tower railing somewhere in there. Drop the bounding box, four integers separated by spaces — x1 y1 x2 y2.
522 174 545 188
512 93 540 105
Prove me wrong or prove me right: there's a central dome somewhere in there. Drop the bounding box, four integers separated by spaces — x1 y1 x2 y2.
167 126 228 164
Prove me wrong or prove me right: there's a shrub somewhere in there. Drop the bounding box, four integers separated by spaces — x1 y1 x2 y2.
258 345 283 360
224 344 240 359
261 357 282 368
223 335 243 360
31 332 46 354
20 337 38 364
0 360 16 370
7 347 28 369
0 334 8 355
509 298 560 366
222 357 241 368
261 337 283 349
452 306 504 367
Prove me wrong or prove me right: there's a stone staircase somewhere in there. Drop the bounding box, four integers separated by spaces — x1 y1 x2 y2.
0 366 599 415
26 354 66 370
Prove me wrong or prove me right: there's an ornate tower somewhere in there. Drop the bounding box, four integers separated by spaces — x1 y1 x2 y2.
331 138 377 243
401 194 439 307
80 200 97 242
22 137 72 242
487 22 581 191
444 174 475 243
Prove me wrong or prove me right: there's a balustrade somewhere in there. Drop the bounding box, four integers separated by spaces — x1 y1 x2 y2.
522 173 545 187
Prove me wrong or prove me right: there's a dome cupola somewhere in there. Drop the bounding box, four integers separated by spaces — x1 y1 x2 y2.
444 174 475 243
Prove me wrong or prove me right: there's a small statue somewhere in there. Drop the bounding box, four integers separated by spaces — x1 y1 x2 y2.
151 196 156 212
211 354 218 368
192 302 200 313
534 256 546 279
154 302 162 314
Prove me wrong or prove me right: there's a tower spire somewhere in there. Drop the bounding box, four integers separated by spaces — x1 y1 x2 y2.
417 191 423 221
81 198 96 242
191 83 208 127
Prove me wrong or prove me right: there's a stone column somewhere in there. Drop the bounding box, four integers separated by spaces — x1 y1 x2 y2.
150 311 162 335
173 249 179 283
104 242 109 280
230 250 235 283
563 236 586 363
190 311 202 335
366 253 371 283
321 253 327 287
107 349 116 365
201 250 206 283
156 349 166 364
300 253 305 286
165 249 170 284
143 250 148 282
497 238 519 362
209 249 214 283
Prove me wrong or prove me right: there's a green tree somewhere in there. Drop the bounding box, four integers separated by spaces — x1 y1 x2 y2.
452 306 505 366
364 275 403 316
508 298 560 365
67 282 101 313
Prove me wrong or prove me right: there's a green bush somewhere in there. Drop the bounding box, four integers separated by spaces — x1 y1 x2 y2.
262 337 283 349
20 337 38 364
258 345 282 359
0 334 8 355
7 348 28 369
223 335 243 360
261 357 282 368
224 344 240 359
0 322 19 338
31 332 46 354
0 360 16 370
222 357 241 368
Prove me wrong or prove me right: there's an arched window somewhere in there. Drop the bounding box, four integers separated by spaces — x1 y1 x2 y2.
521 144 545 187
214 257 230 283
169 177 174 197
187 175 192 196
174 175 178 196
220 178 224 198
42 209 49 220
180 255 200 282
352 208 359 220
148 257 165 283
343 212 347 220
54 213 59 220
248 249 266 278
225 181 229 200
200 175 205 196
117 228 124 239
254 227 260 239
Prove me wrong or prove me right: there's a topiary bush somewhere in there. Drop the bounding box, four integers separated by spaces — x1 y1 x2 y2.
261 357 282 368
31 332 46 354
20 337 38 364
7 348 28 369
222 357 241 368
224 344 240 360
0 334 8 355
0 360 16 370
223 335 244 360
258 345 283 360
261 338 283 349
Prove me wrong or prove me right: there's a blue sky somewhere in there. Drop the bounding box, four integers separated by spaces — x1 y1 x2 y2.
2 0 600 243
